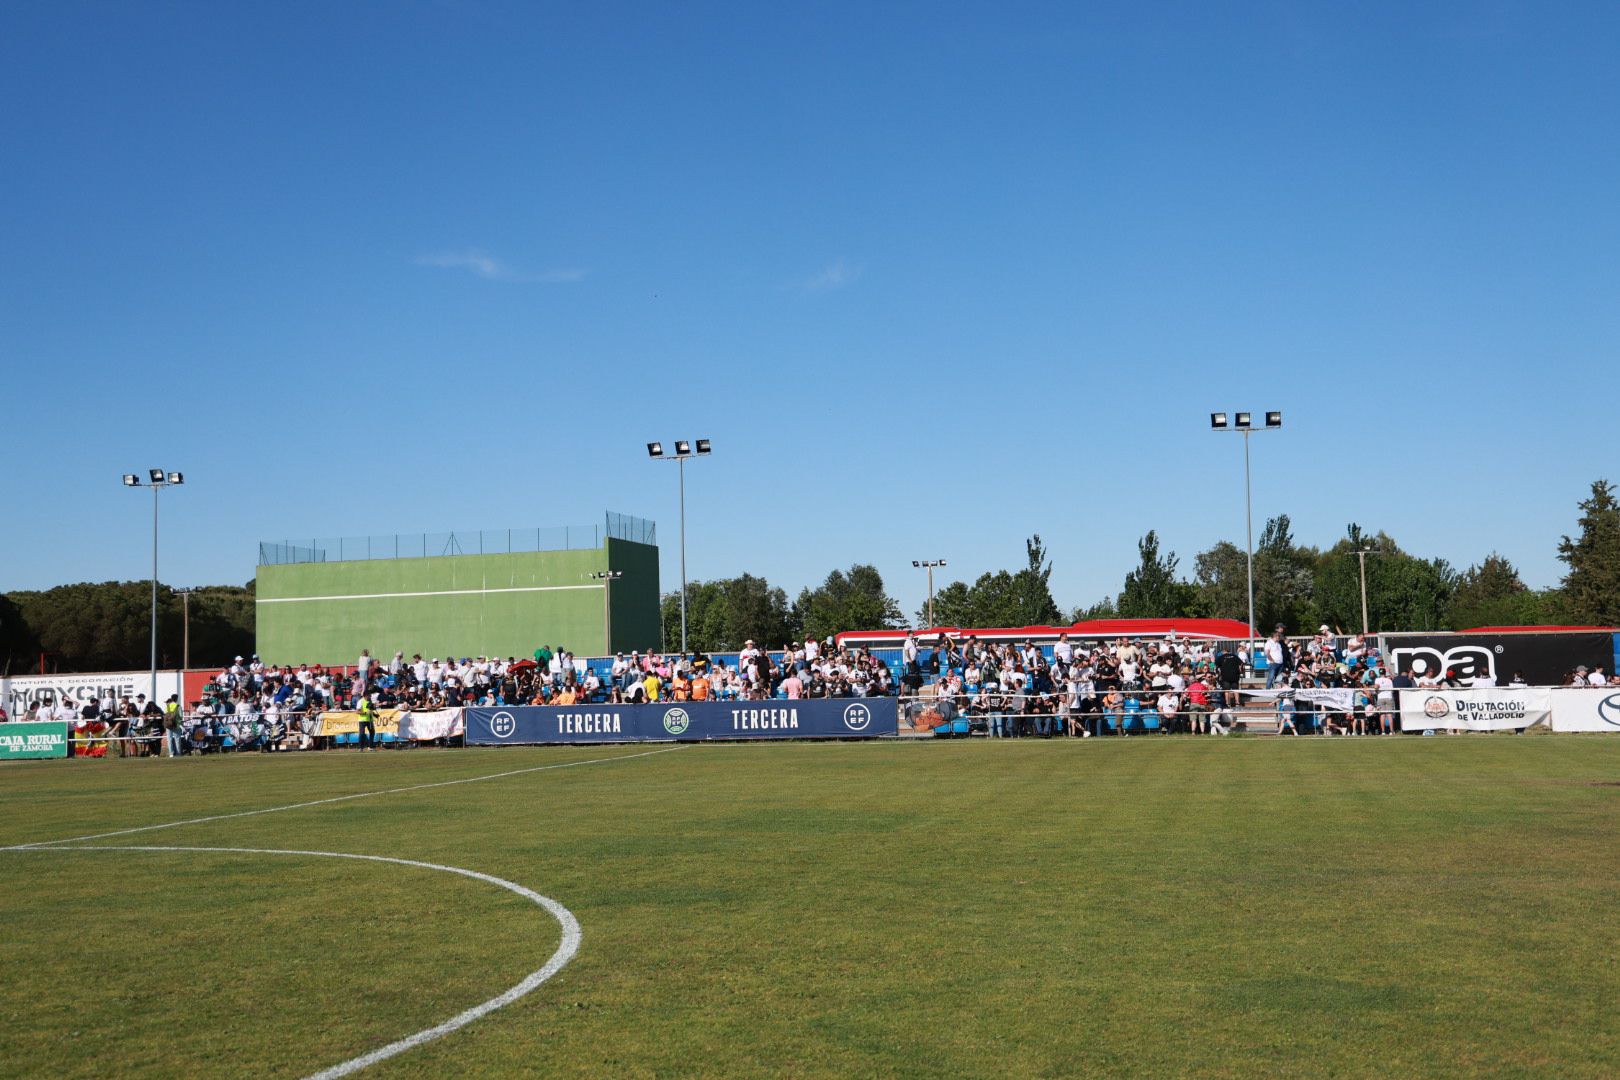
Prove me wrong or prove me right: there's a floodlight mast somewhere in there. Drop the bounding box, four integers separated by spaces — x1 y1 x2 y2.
123 469 184 712
1209 412 1281 666
647 439 711 653
912 559 947 628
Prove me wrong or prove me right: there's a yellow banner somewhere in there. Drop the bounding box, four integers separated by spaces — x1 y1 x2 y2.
317 709 401 737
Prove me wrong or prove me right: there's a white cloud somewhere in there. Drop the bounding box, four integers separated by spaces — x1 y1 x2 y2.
803 258 862 291
413 250 586 284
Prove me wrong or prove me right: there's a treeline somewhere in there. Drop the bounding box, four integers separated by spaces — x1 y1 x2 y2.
0 582 255 676
1084 479 1620 632
662 480 1620 650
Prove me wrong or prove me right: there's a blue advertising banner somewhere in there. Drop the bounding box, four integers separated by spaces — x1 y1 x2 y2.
465 697 896 745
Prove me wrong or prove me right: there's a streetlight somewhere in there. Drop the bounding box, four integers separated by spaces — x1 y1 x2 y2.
1209 412 1281 663
123 469 184 706
1351 547 1383 637
647 438 710 653
588 571 623 653
175 587 199 670
912 559 947 628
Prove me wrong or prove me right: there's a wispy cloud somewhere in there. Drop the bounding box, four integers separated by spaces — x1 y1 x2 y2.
802 258 862 292
413 249 586 284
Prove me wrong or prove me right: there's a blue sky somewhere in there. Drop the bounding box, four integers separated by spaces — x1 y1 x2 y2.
3 1 1616 621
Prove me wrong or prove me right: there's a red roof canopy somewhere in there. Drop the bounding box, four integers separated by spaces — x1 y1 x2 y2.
835 617 1254 645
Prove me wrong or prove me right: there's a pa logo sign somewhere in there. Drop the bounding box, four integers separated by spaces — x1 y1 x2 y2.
1598 694 1620 729
489 711 517 739
842 703 873 731
662 708 690 735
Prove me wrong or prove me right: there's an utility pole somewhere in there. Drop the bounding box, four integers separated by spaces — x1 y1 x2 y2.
912 559 947 627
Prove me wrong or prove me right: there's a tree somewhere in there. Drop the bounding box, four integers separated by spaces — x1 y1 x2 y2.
1557 479 1620 625
795 564 902 643
660 574 796 652
1314 528 1453 633
918 536 1064 628
1070 596 1118 622
1446 553 1545 628
1117 531 1197 618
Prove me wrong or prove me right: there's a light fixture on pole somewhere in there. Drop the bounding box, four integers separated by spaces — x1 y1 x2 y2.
589 570 624 653
912 559 947 628
1210 411 1281 665
123 469 184 706
1352 547 1382 637
175 587 199 671
647 438 711 653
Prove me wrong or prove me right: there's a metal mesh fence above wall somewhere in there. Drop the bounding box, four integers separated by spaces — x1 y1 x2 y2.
258 512 656 566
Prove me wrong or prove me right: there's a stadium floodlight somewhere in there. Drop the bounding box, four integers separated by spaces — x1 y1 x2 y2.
647 439 713 652
1208 411 1282 668
913 559 948 627
125 465 184 719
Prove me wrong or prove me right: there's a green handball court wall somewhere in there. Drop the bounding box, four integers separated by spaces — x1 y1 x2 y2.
256 539 660 666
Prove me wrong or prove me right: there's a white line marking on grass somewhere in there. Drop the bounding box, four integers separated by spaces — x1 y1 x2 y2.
10 844 580 1080
2 745 684 851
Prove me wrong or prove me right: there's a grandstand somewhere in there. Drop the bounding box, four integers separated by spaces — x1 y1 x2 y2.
255 513 660 666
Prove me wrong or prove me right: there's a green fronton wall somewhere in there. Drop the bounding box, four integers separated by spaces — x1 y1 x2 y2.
256 540 660 666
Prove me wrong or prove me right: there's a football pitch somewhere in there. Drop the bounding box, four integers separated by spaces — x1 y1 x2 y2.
3 737 1617 1078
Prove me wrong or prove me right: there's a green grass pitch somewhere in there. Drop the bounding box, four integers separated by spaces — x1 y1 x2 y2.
2 738 1618 1078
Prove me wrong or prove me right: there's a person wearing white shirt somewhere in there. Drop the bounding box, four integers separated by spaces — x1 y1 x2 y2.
1588 666 1608 686
1467 673 1497 689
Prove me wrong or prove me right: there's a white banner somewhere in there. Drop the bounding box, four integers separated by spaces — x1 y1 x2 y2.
1240 687 1357 711
1548 688 1620 733
2 670 182 718
1400 688 1552 731
398 708 465 741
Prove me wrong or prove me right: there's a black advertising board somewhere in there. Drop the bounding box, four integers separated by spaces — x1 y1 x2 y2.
1381 632 1613 686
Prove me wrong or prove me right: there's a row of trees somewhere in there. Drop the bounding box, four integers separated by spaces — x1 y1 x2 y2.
1103 480 1620 632
658 479 1620 650
0 583 255 676
9 482 1615 671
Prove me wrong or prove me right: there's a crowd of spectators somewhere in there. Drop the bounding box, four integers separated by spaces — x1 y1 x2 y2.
902 627 1428 737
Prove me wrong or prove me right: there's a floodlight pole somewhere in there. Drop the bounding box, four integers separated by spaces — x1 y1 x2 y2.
648 440 709 655
678 455 687 653
1211 414 1279 667
1353 548 1380 636
914 559 946 628
126 470 183 706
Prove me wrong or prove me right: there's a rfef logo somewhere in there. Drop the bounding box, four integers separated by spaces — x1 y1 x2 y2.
842 703 872 731
1598 694 1620 729
663 708 690 735
489 711 517 739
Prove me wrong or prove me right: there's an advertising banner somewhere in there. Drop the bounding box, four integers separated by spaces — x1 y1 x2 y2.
0 721 71 760
1239 688 1357 711
2 671 183 719
466 697 897 745
1381 633 1610 688
1548 688 1620 733
314 709 401 737
1399 688 1553 732
398 709 465 741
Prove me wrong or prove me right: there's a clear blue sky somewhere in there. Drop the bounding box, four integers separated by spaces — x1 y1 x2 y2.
3 1 1616 621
